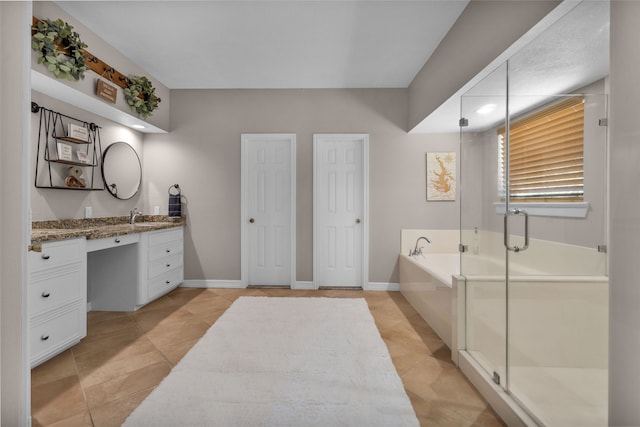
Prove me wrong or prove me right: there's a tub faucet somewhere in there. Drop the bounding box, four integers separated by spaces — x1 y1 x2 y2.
410 236 431 256
130 208 142 224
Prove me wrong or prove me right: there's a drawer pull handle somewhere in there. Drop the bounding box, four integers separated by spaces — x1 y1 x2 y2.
42 292 51 298
41 334 49 341
42 254 50 260
166 249 171 253
166 264 171 267
115 238 121 243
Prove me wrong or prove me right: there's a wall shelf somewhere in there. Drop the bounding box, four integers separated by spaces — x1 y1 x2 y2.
40 186 103 192
54 136 91 145
47 159 97 168
31 16 161 103
34 102 104 191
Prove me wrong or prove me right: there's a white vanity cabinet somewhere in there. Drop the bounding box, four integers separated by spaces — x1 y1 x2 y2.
28 238 87 368
29 224 184 365
138 227 184 306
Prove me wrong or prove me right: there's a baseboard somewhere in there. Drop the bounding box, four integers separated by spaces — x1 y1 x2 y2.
365 282 400 291
180 280 399 291
181 280 246 289
183 280 314 290
292 281 315 290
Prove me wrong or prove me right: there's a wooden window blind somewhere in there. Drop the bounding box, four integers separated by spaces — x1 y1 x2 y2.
498 96 585 202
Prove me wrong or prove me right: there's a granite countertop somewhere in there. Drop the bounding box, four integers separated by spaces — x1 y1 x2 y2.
31 215 186 244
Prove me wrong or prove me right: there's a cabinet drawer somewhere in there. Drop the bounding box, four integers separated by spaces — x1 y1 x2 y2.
86 233 139 252
148 227 183 247
148 253 183 279
30 303 85 367
30 238 86 272
149 239 183 261
29 265 84 317
148 267 183 301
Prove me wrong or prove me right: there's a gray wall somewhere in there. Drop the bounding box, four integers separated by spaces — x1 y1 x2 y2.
609 1 640 424
408 0 560 131
1 2 30 424
143 89 459 284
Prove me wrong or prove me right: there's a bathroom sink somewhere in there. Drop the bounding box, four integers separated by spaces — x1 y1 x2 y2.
132 222 174 229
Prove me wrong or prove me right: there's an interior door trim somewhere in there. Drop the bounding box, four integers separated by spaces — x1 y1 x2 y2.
312 133 369 289
240 133 296 288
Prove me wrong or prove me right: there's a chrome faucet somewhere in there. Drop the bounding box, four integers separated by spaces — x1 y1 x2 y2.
130 208 142 224
410 236 431 256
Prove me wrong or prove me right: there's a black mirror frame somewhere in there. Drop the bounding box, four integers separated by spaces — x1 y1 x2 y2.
101 141 142 200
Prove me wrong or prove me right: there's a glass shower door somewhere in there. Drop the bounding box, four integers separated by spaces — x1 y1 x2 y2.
459 62 508 389
503 92 609 427
504 1 609 423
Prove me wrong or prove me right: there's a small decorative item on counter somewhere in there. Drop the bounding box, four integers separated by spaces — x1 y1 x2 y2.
65 166 86 188
31 18 89 81
124 75 160 118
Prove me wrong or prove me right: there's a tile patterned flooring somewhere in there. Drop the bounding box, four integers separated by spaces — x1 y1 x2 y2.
31 287 506 426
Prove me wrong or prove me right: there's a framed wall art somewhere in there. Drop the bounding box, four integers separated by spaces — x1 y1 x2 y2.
426 152 456 201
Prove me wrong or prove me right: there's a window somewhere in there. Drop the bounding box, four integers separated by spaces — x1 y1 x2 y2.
498 96 585 202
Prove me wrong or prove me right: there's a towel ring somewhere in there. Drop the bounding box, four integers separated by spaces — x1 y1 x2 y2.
168 184 181 196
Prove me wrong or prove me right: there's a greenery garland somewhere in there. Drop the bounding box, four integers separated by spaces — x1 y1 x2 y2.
31 18 88 81
124 75 160 118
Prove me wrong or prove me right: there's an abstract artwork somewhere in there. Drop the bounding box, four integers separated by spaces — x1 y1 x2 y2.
426 152 456 201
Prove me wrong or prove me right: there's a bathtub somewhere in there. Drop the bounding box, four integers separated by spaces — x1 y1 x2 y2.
399 253 457 349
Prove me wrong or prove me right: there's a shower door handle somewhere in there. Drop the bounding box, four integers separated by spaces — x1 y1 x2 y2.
504 208 529 252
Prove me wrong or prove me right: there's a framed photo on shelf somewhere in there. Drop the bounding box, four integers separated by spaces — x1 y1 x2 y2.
76 150 89 164
426 152 456 201
68 123 89 142
57 143 73 162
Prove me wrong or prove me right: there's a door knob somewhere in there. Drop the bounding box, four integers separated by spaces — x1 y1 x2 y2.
356 218 361 224
249 218 255 223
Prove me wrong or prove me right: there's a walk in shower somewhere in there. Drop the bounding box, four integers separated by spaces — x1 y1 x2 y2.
457 1 609 425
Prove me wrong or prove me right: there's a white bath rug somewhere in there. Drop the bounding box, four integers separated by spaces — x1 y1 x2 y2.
123 296 419 426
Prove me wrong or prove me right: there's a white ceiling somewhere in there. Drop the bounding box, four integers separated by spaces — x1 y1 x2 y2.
56 0 469 90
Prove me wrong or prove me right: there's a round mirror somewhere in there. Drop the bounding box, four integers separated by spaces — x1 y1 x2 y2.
102 142 141 200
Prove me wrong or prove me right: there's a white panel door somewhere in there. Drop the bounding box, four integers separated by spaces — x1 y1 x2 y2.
241 134 295 287
314 134 368 288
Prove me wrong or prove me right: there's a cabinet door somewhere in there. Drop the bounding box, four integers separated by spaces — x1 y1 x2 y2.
148 239 183 260
30 264 84 317
148 253 183 279
30 302 86 368
148 268 184 302
30 238 86 272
